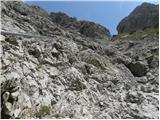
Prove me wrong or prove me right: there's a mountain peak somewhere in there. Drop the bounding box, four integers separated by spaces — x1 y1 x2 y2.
117 2 159 34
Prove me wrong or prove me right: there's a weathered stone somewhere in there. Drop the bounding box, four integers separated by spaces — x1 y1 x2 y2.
136 76 148 83
125 91 144 104
28 45 41 58
0 35 5 41
51 48 59 58
127 61 148 77
10 91 19 100
1 1 159 119
5 37 19 46
2 102 13 118
146 72 155 81
63 67 86 91
46 67 59 78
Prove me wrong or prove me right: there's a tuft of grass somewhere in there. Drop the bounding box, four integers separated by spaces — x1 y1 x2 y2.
86 58 114 76
36 64 42 71
105 67 114 76
86 59 106 71
36 105 51 118
41 105 50 115
113 28 159 41
6 57 17 63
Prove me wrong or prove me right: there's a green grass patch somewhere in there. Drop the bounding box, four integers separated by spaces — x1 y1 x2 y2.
36 105 51 118
105 67 114 76
113 28 159 41
86 59 106 71
6 57 17 63
86 58 114 76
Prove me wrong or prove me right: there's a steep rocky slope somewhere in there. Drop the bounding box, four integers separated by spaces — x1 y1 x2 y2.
117 2 159 34
50 12 111 39
1 1 159 119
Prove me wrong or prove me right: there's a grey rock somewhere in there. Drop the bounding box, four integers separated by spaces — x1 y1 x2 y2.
50 12 111 39
1 1 159 119
117 3 159 34
127 61 149 77
149 55 159 69
62 67 86 91
136 76 148 84
125 90 144 104
5 37 19 46
46 67 59 78
51 48 59 58
146 72 155 81
28 45 41 58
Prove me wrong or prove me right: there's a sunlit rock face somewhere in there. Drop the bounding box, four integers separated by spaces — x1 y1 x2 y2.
117 2 159 34
1 1 159 119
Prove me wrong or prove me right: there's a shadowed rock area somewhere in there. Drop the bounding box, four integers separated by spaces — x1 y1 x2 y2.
1 1 159 119
50 12 111 39
117 2 159 34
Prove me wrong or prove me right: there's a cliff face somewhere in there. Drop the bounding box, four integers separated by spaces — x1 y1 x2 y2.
50 12 111 39
117 3 159 34
1 1 159 119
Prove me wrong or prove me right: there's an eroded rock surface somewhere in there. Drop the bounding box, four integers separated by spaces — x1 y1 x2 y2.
1 1 159 119
117 2 159 34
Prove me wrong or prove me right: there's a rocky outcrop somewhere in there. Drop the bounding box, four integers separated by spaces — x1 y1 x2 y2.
117 2 159 34
1 1 159 119
50 12 111 39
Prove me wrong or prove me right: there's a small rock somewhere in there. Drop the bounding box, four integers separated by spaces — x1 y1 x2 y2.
128 41 134 48
51 48 59 58
10 91 19 100
136 76 148 84
126 90 144 104
0 35 5 41
146 72 155 81
3 102 13 117
46 67 59 78
28 45 41 58
2 92 10 102
140 85 153 93
5 37 19 46
149 56 158 69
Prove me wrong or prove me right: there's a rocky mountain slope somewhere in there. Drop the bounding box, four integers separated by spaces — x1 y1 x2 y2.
50 12 111 39
117 2 159 34
1 1 159 119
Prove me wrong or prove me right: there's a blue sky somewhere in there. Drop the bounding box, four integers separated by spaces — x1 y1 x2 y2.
25 1 159 35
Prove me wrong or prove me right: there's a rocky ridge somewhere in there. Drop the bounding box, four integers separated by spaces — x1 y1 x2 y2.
117 2 159 34
50 12 111 39
1 1 159 119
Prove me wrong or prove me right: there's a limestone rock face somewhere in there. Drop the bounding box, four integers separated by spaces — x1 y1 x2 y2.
50 12 111 39
117 2 159 34
1 1 159 119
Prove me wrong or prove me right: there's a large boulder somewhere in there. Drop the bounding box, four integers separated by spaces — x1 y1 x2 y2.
127 61 149 77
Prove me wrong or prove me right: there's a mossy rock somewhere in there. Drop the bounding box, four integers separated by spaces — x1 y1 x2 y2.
69 80 86 91
105 67 114 76
6 57 17 63
86 58 114 76
86 58 106 71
